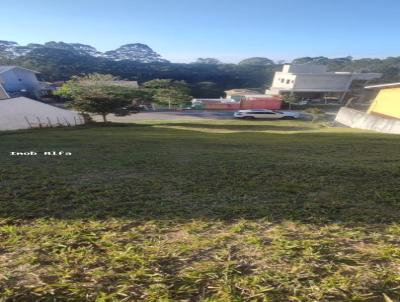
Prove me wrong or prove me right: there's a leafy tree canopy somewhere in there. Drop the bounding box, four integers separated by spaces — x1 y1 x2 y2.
238 57 274 66
55 74 145 122
193 58 223 65
3 48 400 98
143 79 192 108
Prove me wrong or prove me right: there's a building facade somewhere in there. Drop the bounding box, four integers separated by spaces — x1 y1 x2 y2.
224 89 260 101
365 83 400 119
267 64 382 102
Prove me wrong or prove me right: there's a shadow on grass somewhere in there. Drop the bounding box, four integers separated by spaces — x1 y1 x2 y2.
2 190 400 225
2 164 400 225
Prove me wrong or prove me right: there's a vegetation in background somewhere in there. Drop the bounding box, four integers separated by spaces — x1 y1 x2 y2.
0 47 277 98
238 57 275 66
2 42 400 98
282 94 297 110
304 107 326 122
142 79 192 108
55 74 144 122
55 74 193 118
193 58 223 65
1 120 400 301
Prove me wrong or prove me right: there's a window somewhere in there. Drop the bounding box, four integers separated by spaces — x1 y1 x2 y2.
286 79 290 84
281 79 285 83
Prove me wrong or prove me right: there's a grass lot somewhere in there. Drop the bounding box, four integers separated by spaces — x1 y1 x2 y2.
1 119 400 301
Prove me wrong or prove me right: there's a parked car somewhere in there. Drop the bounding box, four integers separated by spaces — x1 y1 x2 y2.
233 109 300 119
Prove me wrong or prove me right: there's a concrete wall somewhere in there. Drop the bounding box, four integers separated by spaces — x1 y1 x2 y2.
0 97 84 131
335 107 400 134
368 87 400 119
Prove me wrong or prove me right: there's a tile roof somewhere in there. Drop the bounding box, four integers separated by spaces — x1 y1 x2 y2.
0 65 39 74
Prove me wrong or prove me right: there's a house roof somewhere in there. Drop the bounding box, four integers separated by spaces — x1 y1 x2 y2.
225 89 260 95
365 82 400 90
243 94 279 98
0 65 40 74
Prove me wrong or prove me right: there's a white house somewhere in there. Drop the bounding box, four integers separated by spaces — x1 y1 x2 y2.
267 64 382 102
0 66 41 99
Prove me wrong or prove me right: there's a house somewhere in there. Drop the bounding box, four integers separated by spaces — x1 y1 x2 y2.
224 89 260 101
0 97 84 131
239 95 282 110
267 64 382 102
365 83 400 119
191 95 282 110
191 98 239 110
0 66 41 99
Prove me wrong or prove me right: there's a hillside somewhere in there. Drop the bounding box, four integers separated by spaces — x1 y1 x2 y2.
0 40 168 63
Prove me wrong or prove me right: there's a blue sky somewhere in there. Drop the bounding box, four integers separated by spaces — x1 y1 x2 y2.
1 0 399 63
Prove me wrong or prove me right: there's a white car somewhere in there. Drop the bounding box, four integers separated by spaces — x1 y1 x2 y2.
233 109 300 119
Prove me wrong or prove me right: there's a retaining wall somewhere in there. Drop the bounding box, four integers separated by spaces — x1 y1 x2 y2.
335 107 400 134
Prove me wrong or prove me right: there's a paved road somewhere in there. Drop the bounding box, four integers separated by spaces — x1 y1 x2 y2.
92 109 339 123
93 110 238 122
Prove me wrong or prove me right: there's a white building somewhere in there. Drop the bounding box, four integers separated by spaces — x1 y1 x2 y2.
267 64 382 102
0 66 41 99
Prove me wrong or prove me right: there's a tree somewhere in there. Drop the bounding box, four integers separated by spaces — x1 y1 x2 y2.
143 79 192 109
5 41 400 96
304 108 325 122
282 94 296 110
193 58 222 65
191 81 221 98
238 57 274 66
55 74 144 122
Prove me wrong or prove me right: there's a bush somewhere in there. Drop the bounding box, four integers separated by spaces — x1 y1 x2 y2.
304 108 326 122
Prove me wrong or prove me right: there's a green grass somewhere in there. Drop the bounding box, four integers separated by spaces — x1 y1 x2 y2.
1 120 400 301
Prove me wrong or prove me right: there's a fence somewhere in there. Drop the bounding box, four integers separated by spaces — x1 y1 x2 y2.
23 115 85 129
